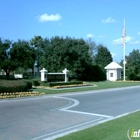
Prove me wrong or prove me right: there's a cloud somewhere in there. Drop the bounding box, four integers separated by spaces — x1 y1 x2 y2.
86 34 95 38
112 38 122 45
112 36 133 45
102 17 116 23
137 32 140 35
38 13 61 22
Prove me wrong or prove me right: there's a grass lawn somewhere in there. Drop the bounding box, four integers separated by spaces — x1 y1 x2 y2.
33 81 140 94
56 111 140 140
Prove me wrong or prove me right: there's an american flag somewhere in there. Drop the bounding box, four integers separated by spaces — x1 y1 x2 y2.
122 28 126 47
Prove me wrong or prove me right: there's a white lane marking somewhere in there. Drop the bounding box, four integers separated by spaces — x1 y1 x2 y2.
51 99 72 111
53 96 113 118
43 129 78 140
60 109 113 118
53 96 80 110
31 118 103 140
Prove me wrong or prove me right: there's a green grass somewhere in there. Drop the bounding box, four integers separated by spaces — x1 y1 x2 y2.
33 81 140 94
56 111 140 140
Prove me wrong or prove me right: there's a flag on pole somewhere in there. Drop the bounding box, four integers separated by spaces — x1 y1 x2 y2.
122 28 126 47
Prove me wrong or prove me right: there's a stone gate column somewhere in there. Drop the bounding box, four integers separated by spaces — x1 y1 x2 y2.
62 68 69 82
40 68 48 81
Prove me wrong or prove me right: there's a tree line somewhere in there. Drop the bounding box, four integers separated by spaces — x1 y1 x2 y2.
0 36 113 80
120 49 140 80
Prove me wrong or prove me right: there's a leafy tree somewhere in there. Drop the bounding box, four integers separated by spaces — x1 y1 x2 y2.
0 38 17 79
79 64 106 81
95 44 113 68
125 49 140 80
43 36 92 75
86 39 97 64
30 36 44 72
11 40 36 74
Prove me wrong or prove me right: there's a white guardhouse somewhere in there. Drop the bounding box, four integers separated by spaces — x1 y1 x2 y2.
104 62 123 81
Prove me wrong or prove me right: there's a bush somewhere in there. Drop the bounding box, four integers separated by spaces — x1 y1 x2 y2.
0 80 32 93
77 65 106 81
25 81 32 89
128 72 140 81
33 80 40 86
0 84 28 93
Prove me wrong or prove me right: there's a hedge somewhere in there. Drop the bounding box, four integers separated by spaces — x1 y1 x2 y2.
0 85 28 93
40 81 83 87
33 80 40 86
0 80 32 93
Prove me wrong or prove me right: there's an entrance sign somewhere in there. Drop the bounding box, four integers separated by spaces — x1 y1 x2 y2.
40 68 69 82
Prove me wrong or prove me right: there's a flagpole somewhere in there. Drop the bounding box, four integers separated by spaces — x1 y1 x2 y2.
123 19 126 81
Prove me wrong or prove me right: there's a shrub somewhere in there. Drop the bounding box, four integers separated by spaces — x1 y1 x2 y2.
0 85 28 93
33 80 40 86
25 81 32 89
76 65 106 81
128 72 140 81
0 80 31 93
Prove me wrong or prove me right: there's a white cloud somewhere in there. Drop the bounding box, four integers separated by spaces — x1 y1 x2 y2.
137 32 140 35
125 36 134 42
86 34 95 38
102 17 116 23
38 13 61 22
112 38 122 45
112 36 133 45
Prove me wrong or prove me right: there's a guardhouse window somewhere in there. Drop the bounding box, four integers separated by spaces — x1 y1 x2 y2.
110 73 113 77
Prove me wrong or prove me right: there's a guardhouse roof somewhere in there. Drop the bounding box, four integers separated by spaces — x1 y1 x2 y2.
104 62 123 69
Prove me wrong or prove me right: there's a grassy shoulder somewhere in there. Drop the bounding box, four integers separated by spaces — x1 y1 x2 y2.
33 81 140 94
56 111 140 140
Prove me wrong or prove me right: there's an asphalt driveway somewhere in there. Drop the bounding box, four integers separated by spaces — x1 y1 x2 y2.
0 86 140 140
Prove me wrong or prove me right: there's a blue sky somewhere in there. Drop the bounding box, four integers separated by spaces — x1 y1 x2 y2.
1 0 140 62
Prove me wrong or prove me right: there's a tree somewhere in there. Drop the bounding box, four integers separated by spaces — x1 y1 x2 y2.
30 36 44 72
0 38 17 79
43 36 92 75
95 44 113 68
78 64 106 81
86 39 97 64
125 49 140 80
11 40 36 74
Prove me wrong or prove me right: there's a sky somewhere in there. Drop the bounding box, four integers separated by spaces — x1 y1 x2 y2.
1 0 140 63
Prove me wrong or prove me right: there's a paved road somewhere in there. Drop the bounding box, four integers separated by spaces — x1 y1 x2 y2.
0 86 140 140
